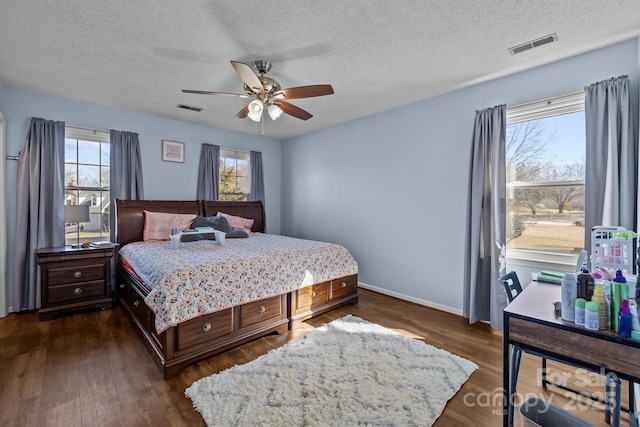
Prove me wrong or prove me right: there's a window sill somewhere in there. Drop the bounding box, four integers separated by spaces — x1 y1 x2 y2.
507 249 580 270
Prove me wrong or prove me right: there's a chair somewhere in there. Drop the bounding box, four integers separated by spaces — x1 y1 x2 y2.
501 271 622 426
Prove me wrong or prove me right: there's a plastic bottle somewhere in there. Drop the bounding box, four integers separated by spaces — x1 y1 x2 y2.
577 268 595 300
574 298 586 326
591 283 608 330
611 270 629 332
584 301 599 331
170 230 182 249
619 299 632 338
561 273 576 322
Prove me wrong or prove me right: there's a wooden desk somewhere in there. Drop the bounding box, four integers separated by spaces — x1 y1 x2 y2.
503 281 640 426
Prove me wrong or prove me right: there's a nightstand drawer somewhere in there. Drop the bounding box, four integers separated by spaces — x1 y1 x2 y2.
48 263 105 286
47 280 107 305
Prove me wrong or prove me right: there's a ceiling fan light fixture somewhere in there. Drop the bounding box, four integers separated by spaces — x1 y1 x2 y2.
267 104 283 120
247 99 264 122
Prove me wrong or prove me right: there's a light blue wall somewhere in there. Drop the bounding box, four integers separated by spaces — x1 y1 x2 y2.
281 39 640 312
3 87 281 309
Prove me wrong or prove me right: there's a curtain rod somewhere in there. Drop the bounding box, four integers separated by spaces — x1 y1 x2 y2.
67 124 110 133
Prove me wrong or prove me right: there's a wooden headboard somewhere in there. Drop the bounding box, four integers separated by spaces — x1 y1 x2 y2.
203 200 266 233
115 200 203 247
115 199 266 247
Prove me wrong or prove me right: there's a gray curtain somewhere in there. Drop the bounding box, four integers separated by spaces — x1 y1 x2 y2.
196 144 220 201
12 118 65 311
463 105 507 330
109 129 144 242
249 151 265 203
584 76 637 251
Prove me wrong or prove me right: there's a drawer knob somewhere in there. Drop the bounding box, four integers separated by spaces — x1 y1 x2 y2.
73 288 82 295
133 300 139 307
311 291 316 298
203 322 212 332
341 282 347 288
73 271 82 279
119 283 125 289
258 305 266 314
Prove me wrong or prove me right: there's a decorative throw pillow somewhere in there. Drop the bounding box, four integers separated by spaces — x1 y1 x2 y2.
185 216 248 239
143 211 196 241
191 215 232 233
217 211 255 233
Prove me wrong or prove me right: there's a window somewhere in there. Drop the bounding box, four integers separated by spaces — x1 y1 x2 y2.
506 91 585 262
64 127 110 245
219 149 250 201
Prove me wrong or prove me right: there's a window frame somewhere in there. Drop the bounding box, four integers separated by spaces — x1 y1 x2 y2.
505 90 585 267
218 148 251 201
64 126 110 244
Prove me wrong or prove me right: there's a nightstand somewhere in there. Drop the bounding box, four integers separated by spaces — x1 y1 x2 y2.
36 244 117 321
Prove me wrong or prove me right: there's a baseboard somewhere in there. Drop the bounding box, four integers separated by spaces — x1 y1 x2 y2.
357 282 463 317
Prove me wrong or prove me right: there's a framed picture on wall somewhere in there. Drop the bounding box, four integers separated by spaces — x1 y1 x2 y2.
162 140 185 163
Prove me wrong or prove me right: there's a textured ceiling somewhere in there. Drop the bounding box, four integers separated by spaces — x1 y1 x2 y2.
1 1 640 140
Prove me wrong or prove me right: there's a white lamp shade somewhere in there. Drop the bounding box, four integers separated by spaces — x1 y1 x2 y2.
247 100 264 122
267 104 283 120
65 204 90 223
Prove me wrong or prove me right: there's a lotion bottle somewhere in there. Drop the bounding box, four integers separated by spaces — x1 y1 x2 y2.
591 283 608 330
611 270 628 332
619 299 632 338
561 273 576 322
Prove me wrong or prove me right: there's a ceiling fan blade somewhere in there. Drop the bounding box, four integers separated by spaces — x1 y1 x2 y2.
230 61 264 94
182 89 250 98
235 105 250 119
273 84 334 99
278 101 313 120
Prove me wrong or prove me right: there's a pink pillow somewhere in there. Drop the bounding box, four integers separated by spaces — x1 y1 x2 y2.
143 211 197 241
217 211 254 233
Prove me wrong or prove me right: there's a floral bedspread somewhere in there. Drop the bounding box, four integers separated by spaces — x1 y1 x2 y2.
118 233 358 333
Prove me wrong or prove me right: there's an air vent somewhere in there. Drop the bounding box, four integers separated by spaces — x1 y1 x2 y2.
177 104 203 112
509 33 558 55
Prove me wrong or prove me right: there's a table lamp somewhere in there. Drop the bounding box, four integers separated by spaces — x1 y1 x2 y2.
65 204 90 246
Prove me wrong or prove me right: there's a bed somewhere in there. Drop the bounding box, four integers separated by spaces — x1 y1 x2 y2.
115 199 358 379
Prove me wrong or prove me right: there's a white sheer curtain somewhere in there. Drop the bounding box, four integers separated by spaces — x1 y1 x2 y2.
463 105 507 329
12 118 65 311
584 76 637 251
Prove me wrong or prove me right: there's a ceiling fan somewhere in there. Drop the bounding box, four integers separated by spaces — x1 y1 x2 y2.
182 59 334 122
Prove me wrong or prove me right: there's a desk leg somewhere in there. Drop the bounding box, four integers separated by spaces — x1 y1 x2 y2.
504 312 510 427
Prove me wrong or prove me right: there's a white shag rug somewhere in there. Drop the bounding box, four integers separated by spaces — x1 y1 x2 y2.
185 315 478 427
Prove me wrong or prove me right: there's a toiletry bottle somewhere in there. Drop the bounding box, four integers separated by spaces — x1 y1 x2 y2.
170 229 181 249
561 273 576 322
574 298 586 326
619 299 632 338
630 299 640 332
584 301 599 331
611 269 628 332
591 283 608 330
577 268 595 299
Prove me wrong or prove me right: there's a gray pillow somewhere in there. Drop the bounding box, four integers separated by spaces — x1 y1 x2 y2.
183 216 248 240
226 229 249 239
192 215 231 233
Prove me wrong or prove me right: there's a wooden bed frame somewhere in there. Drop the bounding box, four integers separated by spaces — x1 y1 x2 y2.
115 199 358 379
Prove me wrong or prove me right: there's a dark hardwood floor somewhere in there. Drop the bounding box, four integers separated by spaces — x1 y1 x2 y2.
0 289 631 426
